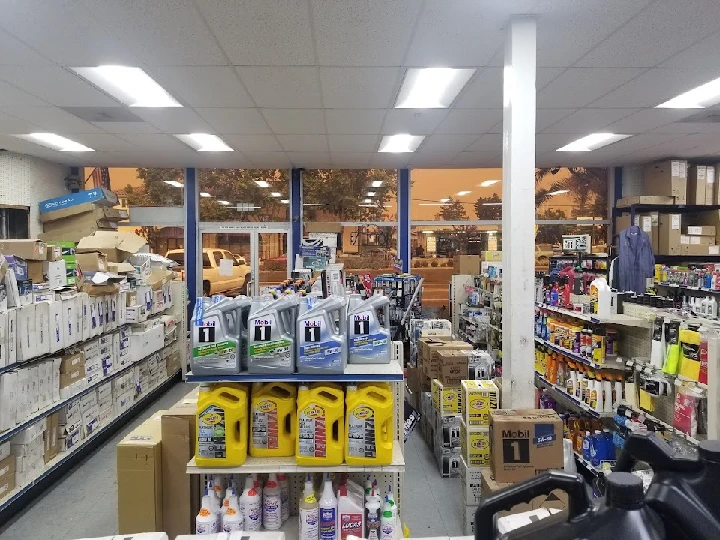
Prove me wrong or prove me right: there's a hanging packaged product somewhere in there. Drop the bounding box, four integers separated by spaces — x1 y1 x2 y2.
678 326 702 381
345 383 393 466
662 320 681 375
347 296 391 364
247 296 298 374
296 383 345 466
650 317 665 369
250 382 297 457
191 297 242 375
297 296 348 374
195 384 249 467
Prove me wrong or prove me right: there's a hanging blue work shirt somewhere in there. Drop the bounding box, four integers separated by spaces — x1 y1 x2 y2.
618 225 655 293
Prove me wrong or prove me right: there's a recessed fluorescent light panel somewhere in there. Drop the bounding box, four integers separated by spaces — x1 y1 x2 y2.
175 134 233 152
378 134 424 153
16 133 94 152
456 191 471 196
479 180 500 187
270 192 281 197
255 180 270 188
548 189 570 196
482 202 502 206
363 198 372 203
218 200 230 205
418 203 451 206
422 231 434 234
556 133 630 152
164 180 183 188
200 192 212 198
371 180 384 188
280 199 289 204
395 68 475 108
73 66 182 107
367 191 376 197
439 198 451 203
657 76 720 108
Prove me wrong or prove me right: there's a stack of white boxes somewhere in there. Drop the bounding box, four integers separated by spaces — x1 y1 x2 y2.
11 421 46 488
97 381 113 427
135 358 150 397
98 334 114 377
0 372 18 432
59 351 86 400
147 353 164 391
58 398 82 452
128 319 164 364
80 390 99 438
112 369 135 417
114 326 131 369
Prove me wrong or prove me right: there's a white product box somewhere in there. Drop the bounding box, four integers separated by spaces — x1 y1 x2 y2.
80 389 97 411
82 405 100 437
80 292 91 341
32 289 54 303
463 504 477 536
48 300 64 353
130 325 164 363
34 301 50 357
164 282 173 309
0 371 17 431
97 381 112 403
125 304 147 324
52 357 61 403
114 390 135 416
96 296 105 335
0 441 9 461
83 338 100 359
37 362 48 410
16 368 29 423
59 428 81 452
11 418 45 445
86 370 103 386
152 289 165 314
459 456 484 506
0 311 8 368
6 308 16 366
147 353 160 374
74 294 83 342
84 355 102 375
29 365 39 412
89 300 99 337
136 286 153 313
108 294 118 330
45 259 66 289
62 297 77 346
98 407 113 426
117 291 127 326
59 398 82 425
98 333 112 347
16 303 36 362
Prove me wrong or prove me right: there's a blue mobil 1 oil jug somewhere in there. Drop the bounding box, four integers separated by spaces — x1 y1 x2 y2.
615 431 720 540
475 470 665 540
191 297 241 375
347 296 391 364
247 296 298 374
296 296 347 374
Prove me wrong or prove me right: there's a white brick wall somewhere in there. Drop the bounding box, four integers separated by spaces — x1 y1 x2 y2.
0 152 70 237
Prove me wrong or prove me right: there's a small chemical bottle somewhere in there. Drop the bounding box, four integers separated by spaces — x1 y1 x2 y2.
263 473 283 531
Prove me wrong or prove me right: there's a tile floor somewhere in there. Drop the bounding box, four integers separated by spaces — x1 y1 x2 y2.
0 383 463 539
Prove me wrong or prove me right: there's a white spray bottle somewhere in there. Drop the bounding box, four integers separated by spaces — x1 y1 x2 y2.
319 472 338 540
196 484 220 534
385 485 396 518
365 485 382 540
241 482 262 531
380 500 395 540
299 474 320 540
222 485 244 532
264 473 283 530
278 473 290 523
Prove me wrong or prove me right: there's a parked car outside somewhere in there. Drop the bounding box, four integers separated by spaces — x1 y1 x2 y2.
166 248 252 296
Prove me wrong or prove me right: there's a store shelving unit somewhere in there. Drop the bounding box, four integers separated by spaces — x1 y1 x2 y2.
614 203 720 223
534 337 625 371
534 373 613 419
535 302 653 328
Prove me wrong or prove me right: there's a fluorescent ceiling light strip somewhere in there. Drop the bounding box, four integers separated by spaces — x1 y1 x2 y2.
200 192 212 198
657 76 720 108
270 192 281 197
439 198 450 203
19 133 94 152
378 134 424 153
164 180 184 188
175 133 233 152
456 191 471 196
548 189 569 196
556 133 630 152
255 180 270 188
395 68 476 108
280 199 289 204
422 231 434 234
73 66 182 107
479 180 500 187
418 203 451 206
367 191 376 197
482 203 502 206
371 180 384 188
218 200 230 205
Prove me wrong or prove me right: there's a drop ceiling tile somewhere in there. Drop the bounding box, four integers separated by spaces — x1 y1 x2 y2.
454 68 501 109
535 133 579 154
652 122 720 135
325 109 386 134
434 109 502 135
130 108 212 133
537 68 644 108
277 134 329 152
261 109 326 135
542 109 637 134
197 0 314 65
409 152 460 168
0 81 47 106
328 135 379 153
465 134 501 153
536 109 576 132
81 0 227 65
92 121 161 134
602 109 696 134
286 152 332 168
150 67 254 108
244 152 293 168
589 68 720 108
115 133 189 152
222 135 282 152
589 133 681 154
449 151 498 168
67 134 140 152
0 66 119 107
188 152 253 169
330 152 373 167
1 106 104 133
537 68 567 90
661 30 720 69
382 110 448 135
0 29 51 65
236 67 321 109
312 0 422 66
0 111 40 134
576 1 720 67
320 67 400 109
196 108 271 135
419 134 478 153
370 153 412 169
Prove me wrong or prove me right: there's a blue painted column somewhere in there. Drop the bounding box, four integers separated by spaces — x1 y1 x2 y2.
290 168 303 266
398 168 410 273
184 168 199 316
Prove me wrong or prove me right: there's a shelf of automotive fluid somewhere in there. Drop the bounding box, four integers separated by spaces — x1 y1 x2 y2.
534 337 625 371
185 357 404 383
620 401 703 446
655 282 720 294
534 373 613 418
187 439 405 474
535 303 653 328
0 367 181 514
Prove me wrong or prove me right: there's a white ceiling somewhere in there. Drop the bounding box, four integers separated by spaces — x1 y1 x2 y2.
0 0 720 168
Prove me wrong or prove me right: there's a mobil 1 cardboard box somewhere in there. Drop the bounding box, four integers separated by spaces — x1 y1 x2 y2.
489 409 563 483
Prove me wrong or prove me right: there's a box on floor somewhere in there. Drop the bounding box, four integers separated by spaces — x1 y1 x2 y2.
460 418 490 467
432 378 462 416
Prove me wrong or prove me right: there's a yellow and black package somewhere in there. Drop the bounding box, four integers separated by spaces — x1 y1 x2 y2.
662 320 681 375
679 326 702 381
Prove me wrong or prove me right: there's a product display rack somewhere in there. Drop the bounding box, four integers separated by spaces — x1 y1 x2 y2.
655 282 720 294
613 203 720 223
534 373 613 419
535 302 653 328
534 337 625 371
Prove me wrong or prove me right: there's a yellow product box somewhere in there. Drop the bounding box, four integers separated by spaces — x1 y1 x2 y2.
460 417 491 467
431 378 462 416
461 380 499 426
481 250 502 262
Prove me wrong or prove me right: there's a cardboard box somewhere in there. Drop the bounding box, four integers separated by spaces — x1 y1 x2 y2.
462 380 500 426
436 349 471 387
39 188 119 214
0 240 47 260
26 260 44 284
43 413 59 463
481 250 502 262
434 445 461 478
707 166 716 206
658 213 682 255
643 160 688 204
459 456 484 506
686 225 716 236
682 244 720 256
432 378 462 416
161 399 201 539
454 255 480 275
434 414 461 449
42 210 119 237
75 251 108 273
681 234 715 245
688 165 709 205
42 259 67 288
616 195 676 207
460 418 491 467
406 366 431 397
77 231 147 263
480 468 569 518
638 212 659 254
490 409 564 483
40 201 126 223
59 366 85 388
117 411 165 534
46 245 61 261
0 476 15 500
420 338 472 379
5 255 28 282
463 503 478 536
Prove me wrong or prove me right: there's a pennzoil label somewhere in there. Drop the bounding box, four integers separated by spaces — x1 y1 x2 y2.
252 399 279 450
198 404 226 458
348 404 376 457
298 403 327 457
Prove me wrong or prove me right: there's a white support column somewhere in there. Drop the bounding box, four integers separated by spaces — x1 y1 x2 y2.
501 17 537 408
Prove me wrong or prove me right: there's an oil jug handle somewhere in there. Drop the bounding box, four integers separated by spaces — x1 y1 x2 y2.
474 471 591 540
614 431 700 473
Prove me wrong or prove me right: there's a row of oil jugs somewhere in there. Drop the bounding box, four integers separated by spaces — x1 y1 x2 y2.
196 381 394 468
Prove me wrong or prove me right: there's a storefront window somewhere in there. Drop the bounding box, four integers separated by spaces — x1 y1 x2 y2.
85 167 186 207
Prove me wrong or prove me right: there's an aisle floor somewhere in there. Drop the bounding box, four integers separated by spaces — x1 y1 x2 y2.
0 383 463 540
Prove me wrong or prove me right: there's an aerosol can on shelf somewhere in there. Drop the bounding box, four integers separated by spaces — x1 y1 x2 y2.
250 382 297 457
247 296 298 374
347 296 391 364
278 473 290 523
299 474 319 540
191 297 242 375
345 383 393 466
296 383 345 466
222 485 243 532
319 473 338 540
196 384 249 467
196 484 220 535
297 296 348 374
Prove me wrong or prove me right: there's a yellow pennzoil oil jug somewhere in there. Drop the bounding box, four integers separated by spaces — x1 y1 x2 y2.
250 382 297 457
345 383 393 465
195 384 249 467
296 383 345 466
